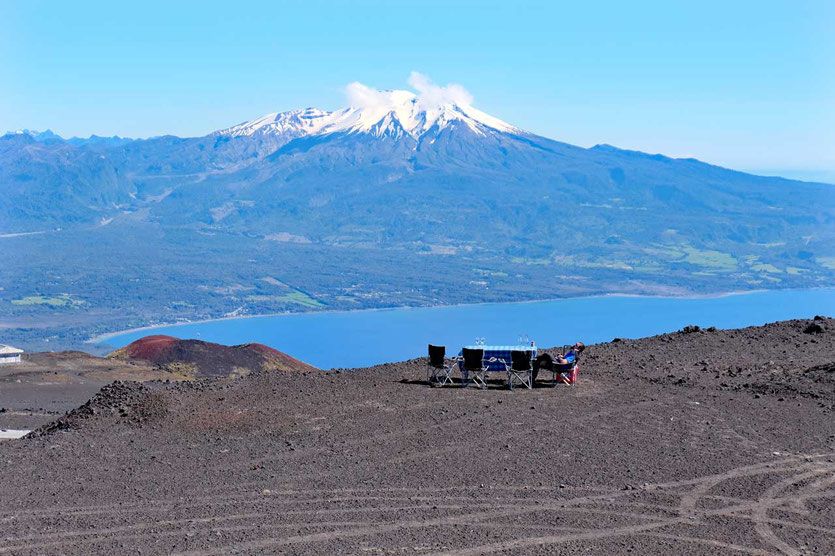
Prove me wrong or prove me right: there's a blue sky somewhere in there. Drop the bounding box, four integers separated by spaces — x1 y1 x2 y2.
2 0 833 179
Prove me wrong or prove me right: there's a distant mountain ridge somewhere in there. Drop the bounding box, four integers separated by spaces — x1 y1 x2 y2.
9 128 135 147
3 94 832 252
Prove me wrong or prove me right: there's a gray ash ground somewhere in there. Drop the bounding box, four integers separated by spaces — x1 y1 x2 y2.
1 317 834 554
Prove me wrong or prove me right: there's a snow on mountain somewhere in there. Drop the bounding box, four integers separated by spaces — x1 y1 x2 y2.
9 129 64 142
218 90 520 141
218 108 337 139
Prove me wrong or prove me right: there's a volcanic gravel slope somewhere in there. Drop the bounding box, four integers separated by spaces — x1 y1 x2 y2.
1 318 833 555
0 351 164 430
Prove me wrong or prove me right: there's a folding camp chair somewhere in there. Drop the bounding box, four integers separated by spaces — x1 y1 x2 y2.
534 349 579 386
505 350 533 390
427 344 456 387
557 360 578 386
559 345 580 386
461 348 491 389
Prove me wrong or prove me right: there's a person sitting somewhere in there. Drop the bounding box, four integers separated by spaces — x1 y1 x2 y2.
555 342 584 365
532 342 584 385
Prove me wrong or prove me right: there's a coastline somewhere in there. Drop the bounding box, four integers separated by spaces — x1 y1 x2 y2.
88 287 771 344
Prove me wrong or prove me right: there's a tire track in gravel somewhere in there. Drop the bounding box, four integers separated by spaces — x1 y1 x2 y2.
0 521 379 555
639 532 773 555
4 484 834 555
0 513 265 554
201 512 689 556
677 458 824 517
788 467 835 514
438 485 835 555
0 457 825 528
3 486 643 554
3 456 833 554
0 455 824 525
5 492 628 549
0 493 497 525
751 469 835 555
171 458 835 555
1 501 526 554
0 483 604 522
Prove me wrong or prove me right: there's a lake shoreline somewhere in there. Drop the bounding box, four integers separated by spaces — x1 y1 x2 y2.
89 287 769 344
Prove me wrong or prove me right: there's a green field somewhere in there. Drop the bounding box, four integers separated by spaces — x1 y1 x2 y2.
11 294 81 307
647 243 738 272
681 246 738 271
246 291 324 308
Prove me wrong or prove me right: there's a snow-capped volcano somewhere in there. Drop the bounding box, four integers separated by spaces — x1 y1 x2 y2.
219 90 520 141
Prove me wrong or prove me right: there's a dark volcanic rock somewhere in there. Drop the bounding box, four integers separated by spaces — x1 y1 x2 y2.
29 380 165 437
804 322 826 334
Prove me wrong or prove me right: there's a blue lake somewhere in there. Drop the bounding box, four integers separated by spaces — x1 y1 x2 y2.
99 289 835 369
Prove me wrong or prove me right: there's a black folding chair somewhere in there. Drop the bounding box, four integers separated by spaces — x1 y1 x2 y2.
461 348 491 389
505 350 533 390
427 344 455 387
534 348 579 387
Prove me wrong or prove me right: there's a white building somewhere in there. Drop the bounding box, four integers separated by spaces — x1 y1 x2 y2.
0 345 23 365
